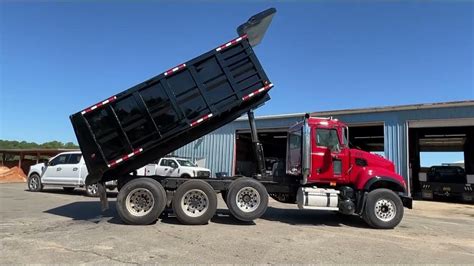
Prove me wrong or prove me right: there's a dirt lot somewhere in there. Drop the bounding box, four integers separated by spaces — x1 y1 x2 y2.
1 183 473 264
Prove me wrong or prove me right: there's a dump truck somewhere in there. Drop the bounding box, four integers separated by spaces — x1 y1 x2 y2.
70 8 412 229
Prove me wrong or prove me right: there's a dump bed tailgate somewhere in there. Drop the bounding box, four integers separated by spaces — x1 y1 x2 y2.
70 36 273 184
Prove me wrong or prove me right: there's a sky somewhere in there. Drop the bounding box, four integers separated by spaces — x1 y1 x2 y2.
0 1 473 147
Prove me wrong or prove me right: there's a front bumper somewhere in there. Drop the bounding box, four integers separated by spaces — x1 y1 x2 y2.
105 180 117 188
196 171 211 178
400 195 413 209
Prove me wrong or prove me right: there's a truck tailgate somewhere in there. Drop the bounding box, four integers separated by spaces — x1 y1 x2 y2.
70 36 273 184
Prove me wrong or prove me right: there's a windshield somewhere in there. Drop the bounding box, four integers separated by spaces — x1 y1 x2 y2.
177 159 196 167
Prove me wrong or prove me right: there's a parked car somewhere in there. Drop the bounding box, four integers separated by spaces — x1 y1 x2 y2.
137 157 211 179
27 151 117 197
421 165 473 202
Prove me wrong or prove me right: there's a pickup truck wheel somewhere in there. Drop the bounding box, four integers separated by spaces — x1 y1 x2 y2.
363 189 403 229
117 178 166 225
85 184 99 197
172 180 217 225
28 174 43 192
226 178 268 222
63 187 75 192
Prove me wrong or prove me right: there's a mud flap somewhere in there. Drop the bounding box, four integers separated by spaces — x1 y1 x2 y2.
98 182 109 211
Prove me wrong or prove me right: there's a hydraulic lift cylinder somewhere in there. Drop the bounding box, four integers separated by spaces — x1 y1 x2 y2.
247 110 266 178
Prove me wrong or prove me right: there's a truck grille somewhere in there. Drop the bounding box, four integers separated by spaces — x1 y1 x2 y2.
197 171 210 178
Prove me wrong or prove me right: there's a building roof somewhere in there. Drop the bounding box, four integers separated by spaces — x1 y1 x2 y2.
0 149 79 156
236 100 474 121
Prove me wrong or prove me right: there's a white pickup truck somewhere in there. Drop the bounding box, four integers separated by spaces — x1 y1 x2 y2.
27 151 116 197
136 157 212 179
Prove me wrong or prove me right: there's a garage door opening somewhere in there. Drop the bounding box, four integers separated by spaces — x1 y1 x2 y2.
348 125 385 156
409 125 474 199
235 130 287 176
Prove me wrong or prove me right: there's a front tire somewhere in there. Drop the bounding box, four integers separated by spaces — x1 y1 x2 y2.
362 189 404 229
172 180 217 225
226 178 268 222
28 174 43 192
85 184 99 197
117 178 167 225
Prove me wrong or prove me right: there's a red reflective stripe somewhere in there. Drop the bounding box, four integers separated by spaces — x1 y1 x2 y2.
81 96 117 115
190 113 213 127
164 63 186 76
107 148 143 168
216 34 248 52
242 83 274 101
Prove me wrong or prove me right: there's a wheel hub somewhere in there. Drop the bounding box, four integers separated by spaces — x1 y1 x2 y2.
374 198 396 222
125 188 155 217
181 189 208 217
235 187 261 213
30 177 38 189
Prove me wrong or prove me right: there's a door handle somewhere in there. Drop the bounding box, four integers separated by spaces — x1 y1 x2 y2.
164 168 168 171
57 167 62 171
73 167 78 171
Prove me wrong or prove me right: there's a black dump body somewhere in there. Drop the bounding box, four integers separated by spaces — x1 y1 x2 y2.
70 34 273 185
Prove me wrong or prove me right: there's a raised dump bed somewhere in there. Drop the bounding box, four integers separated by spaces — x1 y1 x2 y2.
70 8 276 185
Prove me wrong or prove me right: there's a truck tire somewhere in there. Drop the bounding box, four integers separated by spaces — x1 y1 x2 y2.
28 173 43 192
85 184 99 197
226 178 268 222
172 180 217 225
63 187 75 193
117 178 167 225
362 188 404 229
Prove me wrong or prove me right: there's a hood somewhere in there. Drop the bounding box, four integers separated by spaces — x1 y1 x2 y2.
30 162 46 173
351 149 395 172
192 167 211 172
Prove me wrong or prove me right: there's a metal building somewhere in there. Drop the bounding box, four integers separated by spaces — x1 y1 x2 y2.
174 100 474 195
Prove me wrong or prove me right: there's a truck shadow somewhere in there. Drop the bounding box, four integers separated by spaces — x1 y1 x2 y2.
27 188 118 198
259 206 371 228
44 200 118 223
44 202 369 228
159 209 256 226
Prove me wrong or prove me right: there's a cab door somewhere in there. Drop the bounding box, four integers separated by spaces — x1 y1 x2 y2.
156 159 178 177
41 154 70 184
310 127 347 183
60 153 83 186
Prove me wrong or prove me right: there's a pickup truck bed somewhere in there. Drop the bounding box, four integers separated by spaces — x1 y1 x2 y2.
70 34 273 185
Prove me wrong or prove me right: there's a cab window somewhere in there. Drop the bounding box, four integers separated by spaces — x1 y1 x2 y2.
316 128 340 150
49 154 69 166
160 159 170 166
67 154 82 164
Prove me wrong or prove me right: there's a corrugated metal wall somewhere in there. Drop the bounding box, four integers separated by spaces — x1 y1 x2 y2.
174 105 474 186
174 127 236 176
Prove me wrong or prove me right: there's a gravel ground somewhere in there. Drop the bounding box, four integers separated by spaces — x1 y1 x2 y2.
1 183 473 264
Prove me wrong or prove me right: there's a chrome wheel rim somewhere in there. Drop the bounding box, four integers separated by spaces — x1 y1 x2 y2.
235 187 260 213
125 188 155 217
87 184 98 195
181 189 209 217
374 198 396 222
30 176 39 190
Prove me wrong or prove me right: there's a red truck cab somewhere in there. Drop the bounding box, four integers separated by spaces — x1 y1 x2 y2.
286 115 412 228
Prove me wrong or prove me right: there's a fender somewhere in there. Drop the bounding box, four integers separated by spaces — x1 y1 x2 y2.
364 176 406 193
354 166 407 192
